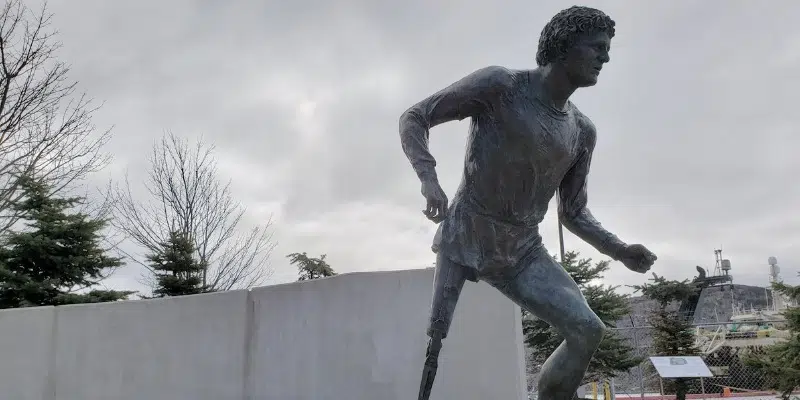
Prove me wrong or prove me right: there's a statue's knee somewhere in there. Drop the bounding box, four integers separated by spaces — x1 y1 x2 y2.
584 315 606 347
567 314 605 349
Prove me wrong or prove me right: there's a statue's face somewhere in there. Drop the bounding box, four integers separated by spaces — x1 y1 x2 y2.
561 31 611 87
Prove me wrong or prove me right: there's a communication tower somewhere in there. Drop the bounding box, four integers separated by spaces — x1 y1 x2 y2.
767 257 785 311
768 256 781 283
714 249 732 276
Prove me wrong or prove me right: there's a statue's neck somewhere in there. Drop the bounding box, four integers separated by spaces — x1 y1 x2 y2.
531 66 577 111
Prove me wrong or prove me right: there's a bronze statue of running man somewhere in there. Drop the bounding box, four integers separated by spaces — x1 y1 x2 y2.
399 6 657 399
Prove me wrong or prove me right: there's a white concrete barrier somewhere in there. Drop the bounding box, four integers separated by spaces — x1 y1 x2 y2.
0 269 526 399
0 306 55 400
246 268 526 400
52 290 250 400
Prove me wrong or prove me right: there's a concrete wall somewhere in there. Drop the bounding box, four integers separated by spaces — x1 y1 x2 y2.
247 268 527 400
52 290 250 400
0 306 55 400
0 268 526 400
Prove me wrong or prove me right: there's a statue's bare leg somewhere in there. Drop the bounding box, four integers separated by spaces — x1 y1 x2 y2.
483 248 606 400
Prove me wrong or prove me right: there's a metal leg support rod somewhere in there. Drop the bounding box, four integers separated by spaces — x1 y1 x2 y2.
418 331 444 400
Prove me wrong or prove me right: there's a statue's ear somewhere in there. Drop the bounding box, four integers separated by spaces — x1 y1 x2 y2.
556 41 570 62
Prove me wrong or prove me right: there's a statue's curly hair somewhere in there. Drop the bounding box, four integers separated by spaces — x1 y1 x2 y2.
535 6 615 66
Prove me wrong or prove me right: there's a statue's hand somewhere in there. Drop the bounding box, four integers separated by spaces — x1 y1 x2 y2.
618 244 657 274
421 177 448 223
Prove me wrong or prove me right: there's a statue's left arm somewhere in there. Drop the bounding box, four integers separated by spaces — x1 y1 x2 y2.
558 123 628 260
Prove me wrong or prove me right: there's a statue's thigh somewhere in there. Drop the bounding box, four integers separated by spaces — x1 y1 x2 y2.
487 251 599 334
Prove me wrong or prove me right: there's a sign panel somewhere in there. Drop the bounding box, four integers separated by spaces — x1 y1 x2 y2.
649 356 713 378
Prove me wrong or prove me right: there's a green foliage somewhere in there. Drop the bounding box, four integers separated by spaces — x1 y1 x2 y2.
57 289 136 305
0 176 133 308
633 274 701 400
523 251 642 382
633 274 697 308
743 281 800 399
146 231 206 297
287 252 336 281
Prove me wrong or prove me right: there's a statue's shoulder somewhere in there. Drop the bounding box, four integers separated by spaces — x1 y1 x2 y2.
468 65 518 92
569 104 598 145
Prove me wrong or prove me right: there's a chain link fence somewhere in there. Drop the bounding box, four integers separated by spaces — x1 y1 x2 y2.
526 319 798 399
611 320 794 399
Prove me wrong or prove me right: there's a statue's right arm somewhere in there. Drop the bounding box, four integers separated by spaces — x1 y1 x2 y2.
399 66 513 182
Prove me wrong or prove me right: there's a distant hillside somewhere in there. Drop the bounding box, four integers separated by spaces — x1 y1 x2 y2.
693 283 775 323
616 283 774 327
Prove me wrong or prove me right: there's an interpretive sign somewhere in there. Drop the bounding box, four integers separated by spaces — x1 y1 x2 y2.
649 356 713 378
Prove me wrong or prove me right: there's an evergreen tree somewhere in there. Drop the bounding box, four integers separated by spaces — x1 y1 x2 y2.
287 252 336 281
743 281 800 399
524 251 642 383
633 274 701 400
146 231 205 297
0 176 133 308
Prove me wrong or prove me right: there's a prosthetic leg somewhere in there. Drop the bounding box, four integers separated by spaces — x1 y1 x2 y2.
417 231 468 400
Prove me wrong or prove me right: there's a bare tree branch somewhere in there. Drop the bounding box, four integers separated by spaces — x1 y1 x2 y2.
0 0 112 236
111 131 276 292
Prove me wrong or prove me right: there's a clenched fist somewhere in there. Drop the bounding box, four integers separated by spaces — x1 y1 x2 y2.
618 244 657 273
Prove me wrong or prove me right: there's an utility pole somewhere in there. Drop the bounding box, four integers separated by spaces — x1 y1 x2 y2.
557 189 566 262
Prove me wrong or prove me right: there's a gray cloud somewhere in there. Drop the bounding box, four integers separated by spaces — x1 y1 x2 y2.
34 0 800 292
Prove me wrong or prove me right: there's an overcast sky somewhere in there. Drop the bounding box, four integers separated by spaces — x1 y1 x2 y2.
32 0 800 295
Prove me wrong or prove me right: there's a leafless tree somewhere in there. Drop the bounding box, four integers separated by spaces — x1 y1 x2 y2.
111 131 275 292
0 0 112 235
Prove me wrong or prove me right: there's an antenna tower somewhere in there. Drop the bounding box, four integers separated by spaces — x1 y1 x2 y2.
714 249 731 276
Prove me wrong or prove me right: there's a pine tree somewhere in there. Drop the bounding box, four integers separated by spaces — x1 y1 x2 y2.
633 274 701 400
287 252 336 281
0 176 133 308
146 231 205 297
524 251 642 383
743 282 800 399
